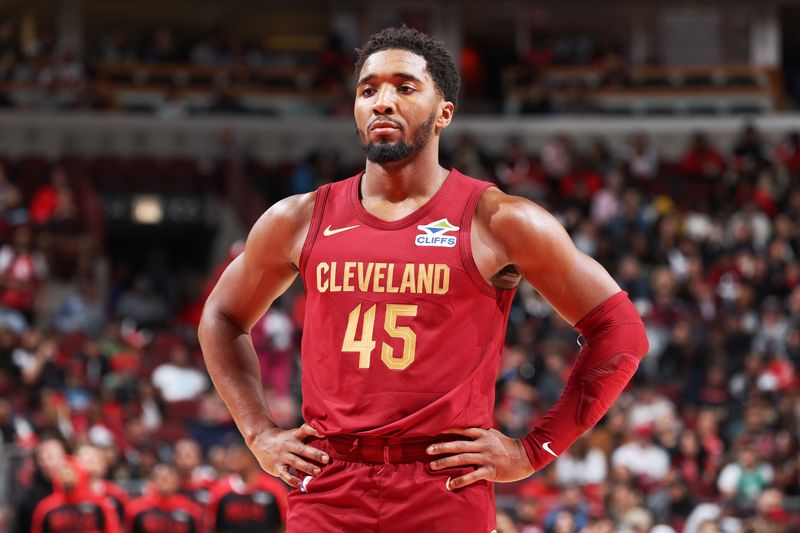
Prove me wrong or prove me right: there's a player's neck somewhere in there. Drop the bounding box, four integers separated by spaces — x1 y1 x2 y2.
362 148 448 203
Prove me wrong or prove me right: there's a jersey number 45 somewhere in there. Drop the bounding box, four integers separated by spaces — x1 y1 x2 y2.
342 303 418 370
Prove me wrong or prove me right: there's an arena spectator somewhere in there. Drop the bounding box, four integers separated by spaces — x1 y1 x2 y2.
29 166 70 226
731 123 771 175
622 132 659 181
0 163 26 227
31 457 120 533
173 438 216 504
447 133 490 181
628 384 676 429
207 442 287 532
559 156 604 205
14 436 66 533
144 27 182 64
543 484 590 531
605 482 653 529
680 132 727 179
611 423 671 484
151 345 208 403
97 28 138 64
554 435 608 488
717 442 774 512
252 304 295 396
125 463 204 533
54 276 106 337
76 443 130 522
0 225 48 323
590 169 624 227
115 275 170 328
494 138 544 200
647 472 698 529
773 130 800 178
37 47 85 90
682 502 741 533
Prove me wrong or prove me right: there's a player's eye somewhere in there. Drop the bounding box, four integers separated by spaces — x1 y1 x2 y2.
361 87 375 97
398 85 415 94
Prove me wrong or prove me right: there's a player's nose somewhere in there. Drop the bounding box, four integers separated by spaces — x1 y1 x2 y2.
371 87 395 115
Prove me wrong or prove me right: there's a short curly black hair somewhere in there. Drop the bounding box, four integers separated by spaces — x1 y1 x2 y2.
354 25 459 106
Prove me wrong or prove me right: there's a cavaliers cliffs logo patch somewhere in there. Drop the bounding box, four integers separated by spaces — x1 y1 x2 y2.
415 218 459 248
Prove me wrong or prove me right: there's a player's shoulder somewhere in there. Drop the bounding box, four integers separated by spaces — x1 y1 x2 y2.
247 191 317 247
255 190 318 229
475 187 561 239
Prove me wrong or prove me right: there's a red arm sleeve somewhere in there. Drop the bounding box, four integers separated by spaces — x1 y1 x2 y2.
520 291 648 471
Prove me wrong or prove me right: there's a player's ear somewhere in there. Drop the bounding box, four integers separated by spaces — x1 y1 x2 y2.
435 100 455 133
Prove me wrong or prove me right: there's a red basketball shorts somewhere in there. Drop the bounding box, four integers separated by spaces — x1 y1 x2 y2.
286 435 497 533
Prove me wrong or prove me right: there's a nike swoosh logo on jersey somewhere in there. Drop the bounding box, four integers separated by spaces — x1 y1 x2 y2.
543 441 558 458
323 224 360 236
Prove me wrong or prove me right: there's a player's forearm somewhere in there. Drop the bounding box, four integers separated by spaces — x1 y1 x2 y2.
198 307 277 444
520 291 648 471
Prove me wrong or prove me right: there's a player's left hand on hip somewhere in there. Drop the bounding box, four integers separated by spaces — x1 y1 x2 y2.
426 427 535 489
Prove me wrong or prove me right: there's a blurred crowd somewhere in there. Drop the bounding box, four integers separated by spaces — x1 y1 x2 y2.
0 122 798 532
0 17 355 115
0 16 733 117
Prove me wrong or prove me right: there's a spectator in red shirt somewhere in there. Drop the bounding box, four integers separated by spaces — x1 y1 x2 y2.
29 166 73 225
680 131 727 179
774 131 800 177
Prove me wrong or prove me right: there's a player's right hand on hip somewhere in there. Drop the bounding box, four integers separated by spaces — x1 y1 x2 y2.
248 423 330 488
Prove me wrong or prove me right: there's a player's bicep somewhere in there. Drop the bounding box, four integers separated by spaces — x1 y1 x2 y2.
494 196 619 325
207 250 297 333
203 193 313 332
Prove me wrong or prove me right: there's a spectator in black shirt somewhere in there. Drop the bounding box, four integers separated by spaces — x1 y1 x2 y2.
207 443 287 533
15 436 66 533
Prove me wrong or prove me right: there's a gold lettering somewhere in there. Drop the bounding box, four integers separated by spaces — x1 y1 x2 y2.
342 262 356 292
316 262 330 292
329 262 342 292
434 264 450 294
399 263 417 293
357 262 374 292
386 263 398 293
417 264 433 294
373 263 387 292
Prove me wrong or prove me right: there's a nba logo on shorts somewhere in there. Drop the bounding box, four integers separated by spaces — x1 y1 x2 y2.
415 218 459 248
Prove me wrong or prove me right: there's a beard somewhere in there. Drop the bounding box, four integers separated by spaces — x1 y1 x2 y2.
359 111 436 164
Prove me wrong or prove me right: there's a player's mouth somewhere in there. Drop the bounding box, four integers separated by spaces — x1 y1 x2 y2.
370 120 402 135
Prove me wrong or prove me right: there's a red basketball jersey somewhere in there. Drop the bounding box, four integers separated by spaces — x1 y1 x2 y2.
299 168 516 437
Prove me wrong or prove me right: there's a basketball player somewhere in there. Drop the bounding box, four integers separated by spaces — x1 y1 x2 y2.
199 26 648 532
